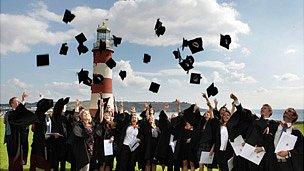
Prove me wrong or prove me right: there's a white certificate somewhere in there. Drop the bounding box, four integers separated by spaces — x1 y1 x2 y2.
229 135 245 156
275 132 297 153
104 139 113 156
228 157 234 171
240 143 265 165
199 151 214 164
129 138 139 152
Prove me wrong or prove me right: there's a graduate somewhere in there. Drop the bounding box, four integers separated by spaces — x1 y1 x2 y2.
211 94 235 171
113 102 131 171
48 97 70 171
227 94 278 171
72 95 105 171
119 107 141 171
270 108 303 171
6 93 38 171
29 97 54 171
143 108 160 171
178 104 201 171
155 103 173 171
192 93 215 171
94 100 116 171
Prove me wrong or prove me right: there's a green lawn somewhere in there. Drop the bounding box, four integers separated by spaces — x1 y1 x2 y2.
0 118 303 170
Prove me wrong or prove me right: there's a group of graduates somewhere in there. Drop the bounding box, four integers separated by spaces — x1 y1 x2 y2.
3 92 303 171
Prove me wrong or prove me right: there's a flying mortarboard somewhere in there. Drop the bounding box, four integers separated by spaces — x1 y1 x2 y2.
119 70 127 81
62 9 75 24
190 73 203 84
206 83 218 97
59 43 68 55
77 68 92 86
75 33 87 44
179 55 194 72
183 37 204 54
77 43 88 55
93 74 104 84
149 82 160 93
36 54 49 67
220 34 231 49
173 48 182 60
154 18 166 37
113 35 122 47
105 58 116 69
143 53 151 63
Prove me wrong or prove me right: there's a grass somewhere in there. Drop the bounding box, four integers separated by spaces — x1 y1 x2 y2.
0 118 303 170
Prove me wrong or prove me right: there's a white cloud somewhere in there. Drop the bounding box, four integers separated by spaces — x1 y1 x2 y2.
113 60 151 88
195 61 226 70
212 71 224 83
0 12 77 55
7 78 32 89
1 0 249 55
284 48 296 55
226 60 245 71
274 73 300 81
256 87 268 93
227 72 257 83
241 47 251 56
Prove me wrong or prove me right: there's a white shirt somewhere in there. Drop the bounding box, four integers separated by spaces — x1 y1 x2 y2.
274 124 292 159
123 125 139 146
220 125 229 151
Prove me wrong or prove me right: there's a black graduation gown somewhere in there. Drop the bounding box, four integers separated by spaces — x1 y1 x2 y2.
94 120 115 168
212 117 233 171
155 110 172 165
72 121 95 170
268 123 304 171
137 118 150 168
7 104 37 171
144 120 160 163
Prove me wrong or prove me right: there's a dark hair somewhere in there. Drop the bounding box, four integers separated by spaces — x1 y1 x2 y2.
8 97 17 107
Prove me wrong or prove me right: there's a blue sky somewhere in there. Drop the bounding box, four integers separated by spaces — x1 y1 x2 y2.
1 0 303 109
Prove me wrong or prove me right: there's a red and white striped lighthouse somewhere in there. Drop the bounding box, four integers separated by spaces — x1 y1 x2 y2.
89 21 114 115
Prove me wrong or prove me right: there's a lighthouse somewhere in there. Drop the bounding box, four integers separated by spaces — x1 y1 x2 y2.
89 21 114 115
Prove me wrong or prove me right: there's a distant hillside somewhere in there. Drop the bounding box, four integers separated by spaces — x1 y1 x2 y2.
1 101 195 112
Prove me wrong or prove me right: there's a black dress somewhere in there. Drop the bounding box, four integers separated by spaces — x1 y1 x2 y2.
94 120 115 168
144 120 160 164
155 110 172 165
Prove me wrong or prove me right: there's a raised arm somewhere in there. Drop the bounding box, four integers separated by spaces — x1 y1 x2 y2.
202 93 213 111
175 99 181 113
21 92 28 105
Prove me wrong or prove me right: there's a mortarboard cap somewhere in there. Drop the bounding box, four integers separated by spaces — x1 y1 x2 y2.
99 40 106 51
190 73 203 84
77 43 88 55
206 83 218 97
59 43 68 55
143 53 151 63
77 68 92 86
154 18 166 37
105 58 116 69
113 35 122 47
173 48 181 60
36 98 54 115
75 33 87 44
179 55 194 72
119 70 127 81
93 74 104 84
62 9 75 24
36 54 49 67
187 37 204 54
149 82 160 93
220 34 231 49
